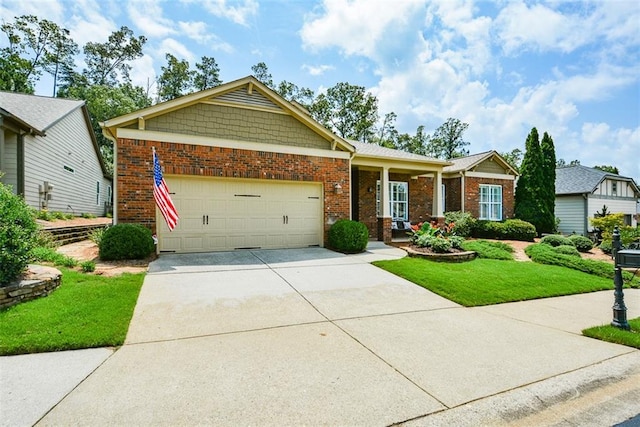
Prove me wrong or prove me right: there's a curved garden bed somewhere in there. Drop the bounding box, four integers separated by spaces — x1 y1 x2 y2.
402 245 477 262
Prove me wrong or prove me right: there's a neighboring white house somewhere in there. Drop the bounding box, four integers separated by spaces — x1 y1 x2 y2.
0 91 112 216
555 165 640 236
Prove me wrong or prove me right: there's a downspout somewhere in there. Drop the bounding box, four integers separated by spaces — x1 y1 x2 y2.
101 124 118 224
17 131 25 196
460 171 465 212
583 193 588 235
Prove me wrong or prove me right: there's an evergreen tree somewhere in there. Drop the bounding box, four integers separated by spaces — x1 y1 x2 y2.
539 131 556 233
514 127 544 234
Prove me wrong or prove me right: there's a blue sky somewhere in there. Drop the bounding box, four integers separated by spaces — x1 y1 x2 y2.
2 0 639 181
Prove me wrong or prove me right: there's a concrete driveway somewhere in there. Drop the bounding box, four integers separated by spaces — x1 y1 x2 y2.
5 243 640 426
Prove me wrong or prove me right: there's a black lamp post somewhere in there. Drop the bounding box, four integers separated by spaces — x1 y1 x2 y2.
611 226 630 330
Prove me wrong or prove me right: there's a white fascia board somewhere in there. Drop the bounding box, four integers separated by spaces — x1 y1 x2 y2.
465 171 516 180
116 128 352 160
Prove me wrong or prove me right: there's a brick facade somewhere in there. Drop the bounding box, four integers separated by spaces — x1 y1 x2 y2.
443 176 515 220
116 138 350 244
355 170 434 239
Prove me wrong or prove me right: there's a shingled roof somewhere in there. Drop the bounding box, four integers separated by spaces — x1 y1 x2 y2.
442 150 518 175
556 164 639 195
0 91 84 134
348 139 450 165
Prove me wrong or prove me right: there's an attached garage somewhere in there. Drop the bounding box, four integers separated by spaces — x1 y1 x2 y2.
158 177 323 252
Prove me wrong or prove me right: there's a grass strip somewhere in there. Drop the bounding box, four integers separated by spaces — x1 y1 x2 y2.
583 317 640 349
373 257 613 306
460 239 514 260
0 268 145 356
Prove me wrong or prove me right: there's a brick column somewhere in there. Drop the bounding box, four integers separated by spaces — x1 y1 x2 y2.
377 217 392 243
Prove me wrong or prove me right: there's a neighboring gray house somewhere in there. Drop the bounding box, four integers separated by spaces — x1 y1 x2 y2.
555 165 640 236
0 92 112 216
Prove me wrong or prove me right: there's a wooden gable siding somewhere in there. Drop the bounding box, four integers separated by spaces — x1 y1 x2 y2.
594 178 636 199
144 103 331 150
23 108 110 215
474 159 507 174
555 195 586 235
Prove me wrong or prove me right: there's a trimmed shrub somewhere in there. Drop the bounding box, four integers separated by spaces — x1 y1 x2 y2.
99 223 155 261
599 240 613 255
472 219 536 242
540 234 574 247
568 235 594 253
525 243 637 285
0 182 39 285
460 240 513 260
554 245 580 257
444 211 476 237
328 220 369 254
448 236 465 250
429 237 452 253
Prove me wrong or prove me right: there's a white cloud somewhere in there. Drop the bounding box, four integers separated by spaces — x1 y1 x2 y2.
0 0 65 23
127 0 176 38
300 0 424 58
156 38 195 62
178 21 234 52
67 0 118 46
199 0 258 26
302 64 335 76
579 123 640 179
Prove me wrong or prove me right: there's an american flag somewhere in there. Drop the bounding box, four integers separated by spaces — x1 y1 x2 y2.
153 149 179 231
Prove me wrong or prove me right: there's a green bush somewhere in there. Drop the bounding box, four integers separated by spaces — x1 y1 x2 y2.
34 229 59 249
35 209 53 221
99 223 155 261
448 236 465 250
599 240 613 255
444 211 476 237
89 226 109 245
554 245 581 257
429 237 452 253
460 240 513 260
327 219 369 254
0 182 39 285
568 235 594 252
525 243 637 286
540 234 574 247
80 260 96 273
472 219 536 241
30 247 78 268
81 212 96 219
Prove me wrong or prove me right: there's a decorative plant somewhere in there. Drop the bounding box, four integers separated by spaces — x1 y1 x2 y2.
410 221 463 253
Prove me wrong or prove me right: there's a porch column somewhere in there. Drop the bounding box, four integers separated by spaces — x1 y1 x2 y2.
377 167 392 243
460 172 465 212
432 170 444 223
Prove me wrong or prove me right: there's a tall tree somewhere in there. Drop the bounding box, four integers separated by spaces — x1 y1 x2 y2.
157 53 193 101
514 127 544 234
539 131 557 234
556 158 580 167
426 118 470 159
82 26 146 86
251 62 273 88
310 82 379 142
275 80 314 107
193 56 221 91
594 165 619 174
0 15 78 94
500 148 523 172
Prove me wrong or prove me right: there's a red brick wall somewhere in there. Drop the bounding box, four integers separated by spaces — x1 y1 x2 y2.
116 138 350 243
463 177 515 220
355 170 434 238
443 177 461 212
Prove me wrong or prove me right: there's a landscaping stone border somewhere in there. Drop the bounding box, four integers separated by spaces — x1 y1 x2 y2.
0 265 62 309
402 246 477 262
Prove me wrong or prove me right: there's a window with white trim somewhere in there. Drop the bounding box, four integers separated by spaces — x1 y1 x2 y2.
479 184 502 221
376 181 409 221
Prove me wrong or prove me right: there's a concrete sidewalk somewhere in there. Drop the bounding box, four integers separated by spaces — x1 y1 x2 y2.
2 243 640 426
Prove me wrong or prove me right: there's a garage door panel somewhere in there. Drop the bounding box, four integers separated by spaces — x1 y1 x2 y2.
159 177 323 253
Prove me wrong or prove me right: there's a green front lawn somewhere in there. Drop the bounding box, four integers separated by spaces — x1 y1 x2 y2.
583 318 640 349
0 268 145 356
373 257 614 306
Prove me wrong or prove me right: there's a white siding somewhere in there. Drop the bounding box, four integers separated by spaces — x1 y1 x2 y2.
587 197 638 229
0 131 18 191
23 108 111 216
555 196 587 235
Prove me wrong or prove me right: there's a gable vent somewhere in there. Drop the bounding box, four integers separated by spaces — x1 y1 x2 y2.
217 87 281 110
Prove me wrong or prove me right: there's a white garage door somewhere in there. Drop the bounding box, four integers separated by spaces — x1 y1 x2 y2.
157 177 323 253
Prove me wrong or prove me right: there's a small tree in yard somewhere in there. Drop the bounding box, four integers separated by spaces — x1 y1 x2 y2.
0 181 39 285
539 131 556 234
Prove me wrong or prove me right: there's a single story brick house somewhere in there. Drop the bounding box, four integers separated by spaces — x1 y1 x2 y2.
102 76 452 253
442 151 518 221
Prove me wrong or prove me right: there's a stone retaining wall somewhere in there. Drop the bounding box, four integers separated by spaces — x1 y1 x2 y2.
0 265 62 309
403 246 477 262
